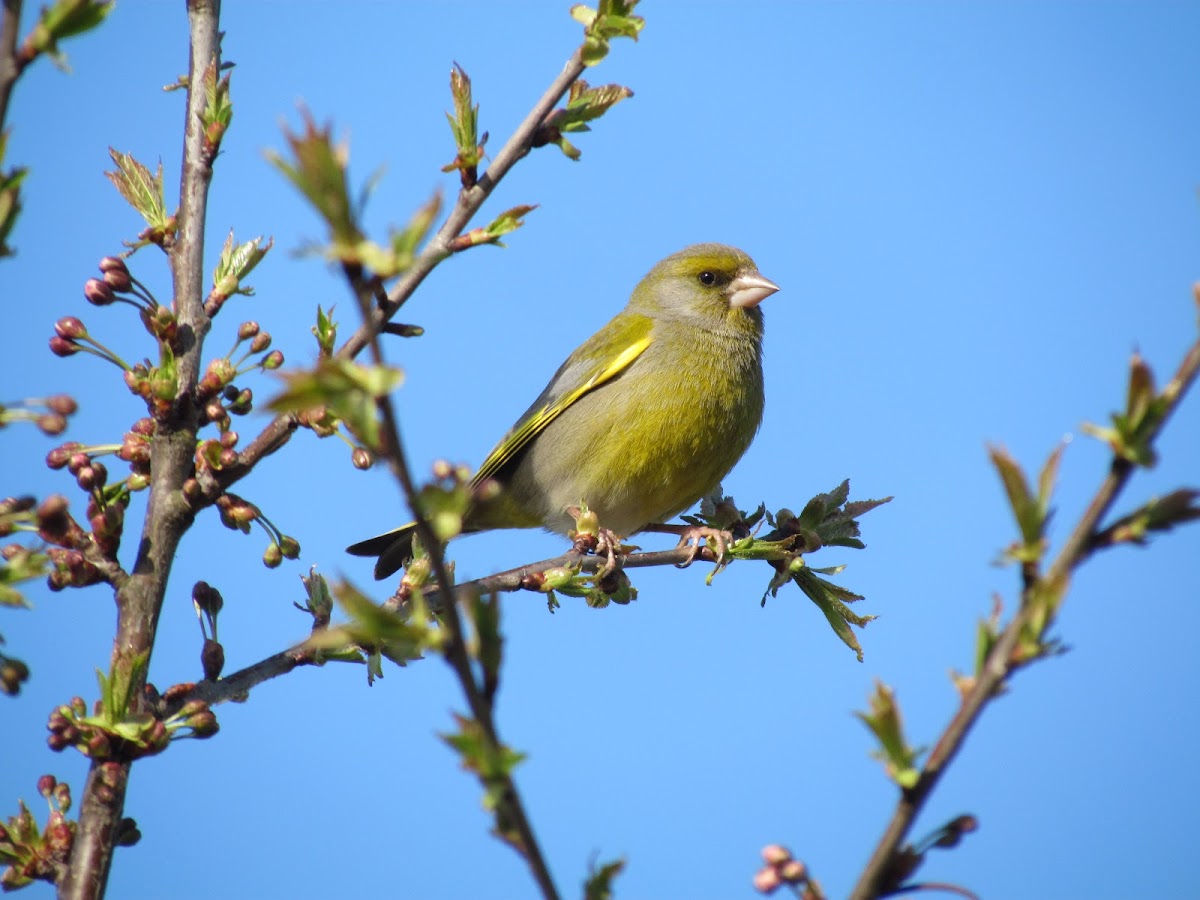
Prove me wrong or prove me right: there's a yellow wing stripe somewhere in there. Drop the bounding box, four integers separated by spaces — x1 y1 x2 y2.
473 334 652 485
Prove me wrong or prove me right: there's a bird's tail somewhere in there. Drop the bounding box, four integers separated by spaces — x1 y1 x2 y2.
346 524 417 580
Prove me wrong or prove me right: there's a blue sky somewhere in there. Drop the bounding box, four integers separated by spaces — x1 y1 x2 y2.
4 2 1199 897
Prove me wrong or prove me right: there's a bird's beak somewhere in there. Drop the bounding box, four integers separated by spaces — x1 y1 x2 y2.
728 272 780 308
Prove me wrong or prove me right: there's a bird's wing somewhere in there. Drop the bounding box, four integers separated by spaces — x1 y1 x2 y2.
472 314 654 485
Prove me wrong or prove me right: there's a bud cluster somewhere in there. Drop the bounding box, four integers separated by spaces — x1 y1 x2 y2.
0 778 75 890
49 316 129 371
40 439 138 583
46 690 218 762
752 845 818 897
0 395 79 437
0 650 31 697
213 493 300 569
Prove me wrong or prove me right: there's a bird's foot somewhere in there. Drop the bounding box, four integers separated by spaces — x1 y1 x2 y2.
673 525 732 569
571 526 633 578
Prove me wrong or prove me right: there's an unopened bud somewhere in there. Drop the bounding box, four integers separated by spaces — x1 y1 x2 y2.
261 349 284 370
37 774 56 798
778 860 807 883
55 317 87 340
49 335 80 357
46 395 78 416
201 639 224 681
762 845 792 866
249 332 271 353
351 447 373 470
262 543 283 568
84 278 117 306
753 866 782 894
37 413 68 435
237 321 259 340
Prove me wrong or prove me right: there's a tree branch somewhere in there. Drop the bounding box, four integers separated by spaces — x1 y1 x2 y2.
0 0 23 130
59 3 222 897
166 542 720 710
849 332 1200 900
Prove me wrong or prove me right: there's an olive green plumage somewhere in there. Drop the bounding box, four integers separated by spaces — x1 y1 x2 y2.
347 243 779 579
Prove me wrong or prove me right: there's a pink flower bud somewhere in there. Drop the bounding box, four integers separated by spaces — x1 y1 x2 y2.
37 413 68 435
49 336 79 357
753 866 782 894
84 277 117 306
46 395 78 416
54 317 87 339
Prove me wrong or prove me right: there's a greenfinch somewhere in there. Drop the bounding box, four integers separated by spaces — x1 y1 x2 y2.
347 243 779 579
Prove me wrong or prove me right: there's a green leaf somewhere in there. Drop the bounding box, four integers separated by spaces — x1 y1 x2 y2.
441 713 528 851
584 857 626 900
266 358 403 450
441 64 486 182
201 59 234 149
1083 351 1170 467
1099 489 1200 546
452 205 537 251
211 231 272 300
988 445 1047 561
855 680 924 790
27 0 114 68
266 111 362 250
0 131 27 259
792 566 873 662
571 0 644 66
466 591 503 700
537 79 635 160
303 579 437 678
312 304 338 357
393 190 442 266
105 149 168 230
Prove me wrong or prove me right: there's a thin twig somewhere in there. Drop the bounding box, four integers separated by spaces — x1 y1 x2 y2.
849 334 1200 900
59 4 223 898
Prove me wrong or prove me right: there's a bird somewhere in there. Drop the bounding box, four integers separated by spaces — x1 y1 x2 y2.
347 243 780 579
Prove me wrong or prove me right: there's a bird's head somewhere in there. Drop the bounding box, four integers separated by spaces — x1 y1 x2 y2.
630 243 779 336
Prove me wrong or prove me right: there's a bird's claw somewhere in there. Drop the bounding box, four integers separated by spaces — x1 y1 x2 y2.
675 525 732 569
570 526 630 579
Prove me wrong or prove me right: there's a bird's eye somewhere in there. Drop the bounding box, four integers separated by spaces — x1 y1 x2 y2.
698 271 717 286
